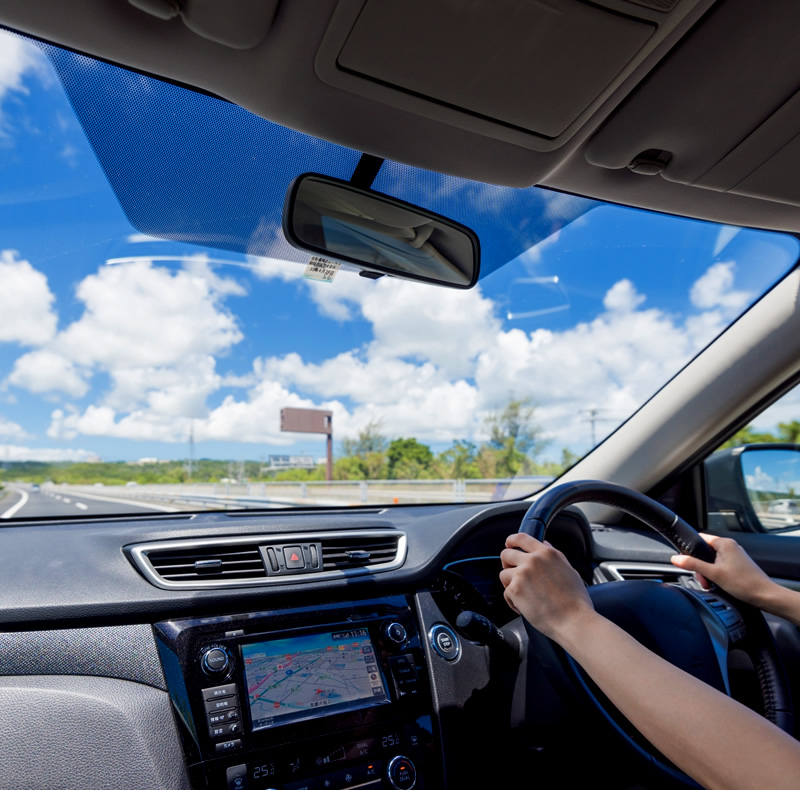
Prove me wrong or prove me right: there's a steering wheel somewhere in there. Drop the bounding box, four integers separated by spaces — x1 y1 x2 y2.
519 480 793 787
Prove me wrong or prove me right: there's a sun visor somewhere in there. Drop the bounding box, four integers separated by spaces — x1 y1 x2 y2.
315 0 709 152
585 0 800 208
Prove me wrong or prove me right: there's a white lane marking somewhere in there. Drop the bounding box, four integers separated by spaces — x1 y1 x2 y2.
62 497 71 503
75 502 88 511
1 488 29 519
57 489 179 513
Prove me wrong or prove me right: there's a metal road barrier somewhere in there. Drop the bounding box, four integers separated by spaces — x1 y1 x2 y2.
58 476 554 510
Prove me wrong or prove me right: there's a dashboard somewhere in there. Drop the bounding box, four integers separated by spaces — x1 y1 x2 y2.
0 500 688 790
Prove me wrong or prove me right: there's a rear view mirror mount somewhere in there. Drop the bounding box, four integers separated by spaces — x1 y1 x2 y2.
282 173 480 289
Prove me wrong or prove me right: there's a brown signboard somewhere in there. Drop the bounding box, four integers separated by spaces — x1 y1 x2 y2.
280 407 332 435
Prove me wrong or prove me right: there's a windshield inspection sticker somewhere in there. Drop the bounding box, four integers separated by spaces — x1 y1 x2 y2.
304 256 341 283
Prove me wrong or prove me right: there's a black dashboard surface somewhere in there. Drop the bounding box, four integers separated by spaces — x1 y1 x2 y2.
0 501 678 628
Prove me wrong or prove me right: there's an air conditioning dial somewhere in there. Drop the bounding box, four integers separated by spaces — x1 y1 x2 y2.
387 755 417 789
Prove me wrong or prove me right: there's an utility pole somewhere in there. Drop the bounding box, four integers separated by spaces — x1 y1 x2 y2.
187 422 195 480
582 407 619 448
584 407 601 447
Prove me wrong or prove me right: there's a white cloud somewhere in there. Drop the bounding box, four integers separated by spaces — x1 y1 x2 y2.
126 233 164 244
7 349 87 398
603 279 646 312
40 259 753 455
7 257 245 409
55 257 243 369
690 262 750 313
0 416 29 440
0 32 48 121
0 250 58 346
0 443 95 462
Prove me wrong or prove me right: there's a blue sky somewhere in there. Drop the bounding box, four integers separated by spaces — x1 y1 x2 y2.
0 30 798 465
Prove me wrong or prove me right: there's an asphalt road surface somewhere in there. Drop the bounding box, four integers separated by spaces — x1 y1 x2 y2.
0 485 167 519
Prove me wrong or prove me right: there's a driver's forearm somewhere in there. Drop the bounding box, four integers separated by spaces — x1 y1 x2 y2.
758 582 800 627
557 612 800 790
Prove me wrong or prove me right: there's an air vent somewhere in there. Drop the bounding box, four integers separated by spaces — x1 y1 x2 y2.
320 535 400 570
127 530 406 590
147 543 266 583
596 562 694 585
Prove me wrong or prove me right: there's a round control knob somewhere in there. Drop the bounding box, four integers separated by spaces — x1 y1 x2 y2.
387 755 417 790
384 622 408 645
201 647 231 677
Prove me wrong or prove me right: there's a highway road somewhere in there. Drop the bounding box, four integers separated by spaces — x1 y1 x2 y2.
0 485 172 519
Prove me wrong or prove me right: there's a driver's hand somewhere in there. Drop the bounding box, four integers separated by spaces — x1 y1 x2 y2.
670 534 775 607
500 533 595 643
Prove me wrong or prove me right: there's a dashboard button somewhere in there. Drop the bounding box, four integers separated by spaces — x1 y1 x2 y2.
429 624 460 661
215 738 242 754
209 721 240 739
205 696 237 714
226 764 248 790
284 545 306 569
208 708 238 725
202 682 237 701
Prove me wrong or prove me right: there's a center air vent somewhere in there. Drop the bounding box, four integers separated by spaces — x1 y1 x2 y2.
127 530 406 590
147 543 266 583
321 535 399 570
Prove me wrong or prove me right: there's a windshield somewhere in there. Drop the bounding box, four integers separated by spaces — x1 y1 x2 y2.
1 29 798 518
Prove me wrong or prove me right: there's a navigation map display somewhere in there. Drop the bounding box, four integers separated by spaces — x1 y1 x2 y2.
242 628 390 731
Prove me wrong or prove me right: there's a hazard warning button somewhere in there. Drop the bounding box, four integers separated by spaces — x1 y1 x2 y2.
283 546 306 569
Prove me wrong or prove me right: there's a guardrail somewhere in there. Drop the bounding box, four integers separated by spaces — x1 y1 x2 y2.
62 476 554 509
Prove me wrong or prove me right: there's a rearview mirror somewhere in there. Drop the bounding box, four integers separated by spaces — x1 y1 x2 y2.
283 173 480 288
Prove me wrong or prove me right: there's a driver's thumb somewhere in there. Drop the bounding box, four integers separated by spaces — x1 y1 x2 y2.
670 553 713 576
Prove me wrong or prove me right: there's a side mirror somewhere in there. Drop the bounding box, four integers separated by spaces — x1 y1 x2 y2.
706 444 800 533
283 173 480 288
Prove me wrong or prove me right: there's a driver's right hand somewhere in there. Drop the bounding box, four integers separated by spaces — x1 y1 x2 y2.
671 534 777 608
500 532 596 644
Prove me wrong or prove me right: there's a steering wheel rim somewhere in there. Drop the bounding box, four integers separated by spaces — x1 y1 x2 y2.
519 479 793 785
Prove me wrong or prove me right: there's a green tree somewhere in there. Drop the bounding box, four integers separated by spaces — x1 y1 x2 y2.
484 396 548 476
437 440 480 479
333 456 366 481
778 421 800 443
719 425 779 449
387 438 433 479
341 420 388 457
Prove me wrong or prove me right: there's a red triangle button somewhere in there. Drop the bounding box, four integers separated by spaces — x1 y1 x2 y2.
290 553 299 561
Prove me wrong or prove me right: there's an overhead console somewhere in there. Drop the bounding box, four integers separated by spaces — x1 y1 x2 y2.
586 0 800 207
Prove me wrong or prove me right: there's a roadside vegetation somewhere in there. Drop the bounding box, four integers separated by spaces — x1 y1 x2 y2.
0 398 577 486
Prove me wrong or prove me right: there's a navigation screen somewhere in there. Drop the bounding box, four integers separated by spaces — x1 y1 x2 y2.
242 628 390 731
